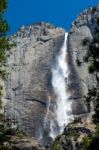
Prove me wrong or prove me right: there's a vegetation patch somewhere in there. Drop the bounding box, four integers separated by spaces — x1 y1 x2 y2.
96 33 99 39
88 64 96 74
82 126 99 150
82 38 90 46
52 143 61 150
65 129 80 139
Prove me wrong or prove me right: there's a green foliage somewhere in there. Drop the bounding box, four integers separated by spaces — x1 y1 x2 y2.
83 126 99 150
0 123 17 142
54 135 61 141
89 127 99 150
83 136 91 150
89 61 98 73
0 123 16 150
0 1 18 149
88 64 96 74
93 96 99 123
82 11 99 150
0 37 10 49
83 127 99 150
83 28 99 75
96 33 99 39
52 135 61 150
0 20 9 34
10 42 17 47
0 69 8 80
85 87 99 123
0 0 9 62
52 143 61 150
65 129 80 139
0 0 8 13
0 49 6 63
0 8 13 150
0 0 9 111
0 124 8 143
95 126 99 137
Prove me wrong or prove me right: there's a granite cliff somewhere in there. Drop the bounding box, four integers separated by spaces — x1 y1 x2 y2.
4 22 65 139
68 4 99 96
0 4 99 150
52 5 99 150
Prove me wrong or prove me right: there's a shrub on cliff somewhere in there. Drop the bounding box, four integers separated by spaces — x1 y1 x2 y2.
96 33 99 39
52 143 61 150
83 136 91 150
0 1 12 149
96 18 99 25
83 26 99 74
88 64 96 74
83 126 99 150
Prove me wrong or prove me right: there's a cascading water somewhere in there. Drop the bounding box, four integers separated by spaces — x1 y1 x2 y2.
50 33 73 138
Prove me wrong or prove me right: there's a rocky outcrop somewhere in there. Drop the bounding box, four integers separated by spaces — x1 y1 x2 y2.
68 5 99 96
1 132 45 150
4 22 65 138
52 112 96 150
11 136 45 150
67 5 99 114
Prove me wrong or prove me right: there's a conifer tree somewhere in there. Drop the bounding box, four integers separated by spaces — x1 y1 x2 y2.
0 0 9 109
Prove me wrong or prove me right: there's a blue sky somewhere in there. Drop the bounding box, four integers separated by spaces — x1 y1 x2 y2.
6 0 99 35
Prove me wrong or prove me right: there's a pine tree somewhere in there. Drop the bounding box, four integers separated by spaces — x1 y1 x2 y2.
0 0 9 109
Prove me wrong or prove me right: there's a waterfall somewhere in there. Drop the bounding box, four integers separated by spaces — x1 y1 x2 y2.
50 33 73 138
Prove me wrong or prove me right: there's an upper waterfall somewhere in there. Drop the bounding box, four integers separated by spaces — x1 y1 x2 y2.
50 33 73 138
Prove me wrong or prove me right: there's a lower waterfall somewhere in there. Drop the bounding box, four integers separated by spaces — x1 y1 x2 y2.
50 33 73 138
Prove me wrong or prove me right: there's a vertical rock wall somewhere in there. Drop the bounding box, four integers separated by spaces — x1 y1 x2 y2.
68 5 99 114
4 22 65 138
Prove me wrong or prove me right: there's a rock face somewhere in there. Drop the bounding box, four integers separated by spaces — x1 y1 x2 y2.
3 5 99 150
68 5 99 114
52 5 99 150
52 114 94 150
11 135 45 150
4 22 65 138
68 5 99 96
1 132 45 150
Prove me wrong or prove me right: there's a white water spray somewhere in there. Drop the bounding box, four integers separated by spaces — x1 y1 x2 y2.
50 33 73 138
